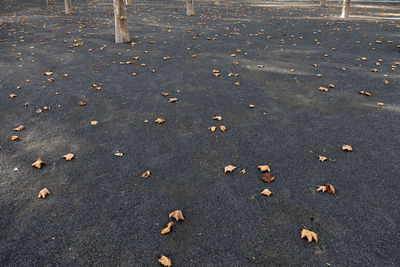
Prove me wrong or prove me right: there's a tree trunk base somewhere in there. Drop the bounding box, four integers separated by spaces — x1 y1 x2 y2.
114 0 131 43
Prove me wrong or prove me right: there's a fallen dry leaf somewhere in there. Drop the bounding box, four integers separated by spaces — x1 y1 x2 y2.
240 169 246 174
359 91 372 96
114 152 123 157
10 136 19 141
260 189 272 196
169 210 184 221
142 170 151 178
209 126 216 132
78 100 87 106
258 165 271 172
32 158 44 169
91 120 98 125
377 102 384 106
319 156 327 162
13 125 24 131
220 125 227 132
9 93 17 98
249 104 255 108
169 98 178 103
63 153 75 161
342 145 353 152
158 255 172 267
38 188 51 199
162 92 169 96
224 165 237 173
328 84 335 88
161 222 173 235
155 118 166 124
44 71 53 76
261 172 275 183
319 87 328 92
213 116 222 121
317 184 336 194
301 228 318 243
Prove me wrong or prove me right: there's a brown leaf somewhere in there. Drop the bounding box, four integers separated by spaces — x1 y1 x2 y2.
91 120 98 125
32 158 44 169
319 156 327 162
224 165 237 173
142 170 151 178
161 222 173 235
62 153 75 161
260 189 272 196
209 126 216 132
114 152 123 157
78 100 87 106
155 118 166 124
9 93 17 98
328 84 335 88
258 165 271 172
261 172 275 183
213 116 222 121
38 188 51 199
44 71 53 76
318 87 328 92
10 136 19 141
169 210 184 221
158 255 172 267
326 184 336 194
168 98 178 103
342 145 353 152
377 102 384 106
301 228 318 243
13 125 24 131
248 104 255 108
220 125 226 132
162 92 169 96
240 169 246 174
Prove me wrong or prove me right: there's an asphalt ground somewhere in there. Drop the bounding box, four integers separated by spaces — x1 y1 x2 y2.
1 0 400 266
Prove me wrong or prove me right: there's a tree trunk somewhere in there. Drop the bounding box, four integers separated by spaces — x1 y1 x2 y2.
320 0 326 7
341 0 351 18
186 0 195 16
215 0 220 6
113 0 130 43
46 0 50 5
65 0 73 15
125 0 132 5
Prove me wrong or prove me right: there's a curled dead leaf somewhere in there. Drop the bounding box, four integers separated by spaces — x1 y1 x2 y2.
224 165 237 173
342 145 353 152
249 104 255 108
142 170 151 178
32 158 44 169
317 184 336 194
10 136 19 141
155 118 166 124
169 98 178 103
301 228 318 243
9 94 17 98
44 71 53 76
63 153 75 161
78 100 87 106
319 156 327 162
258 165 271 173
91 120 98 125
169 210 184 221
209 126 216 132
220 125 226 132
13 125 24 131
319 87 328 92
377 102 384 106
114 152 123 157
260 189 272 196
38 188 51 199
261 172 275 183
158 255 172 267
213 116 222 121
161 222 173 235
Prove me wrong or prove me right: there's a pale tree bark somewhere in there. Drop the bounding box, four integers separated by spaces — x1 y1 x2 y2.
65 0 73 14
125 0 132 5
186 0 195 16
46 0 50 5
341 0 351 18
215 0 220 6
113 0 130 43
320 0 326 7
